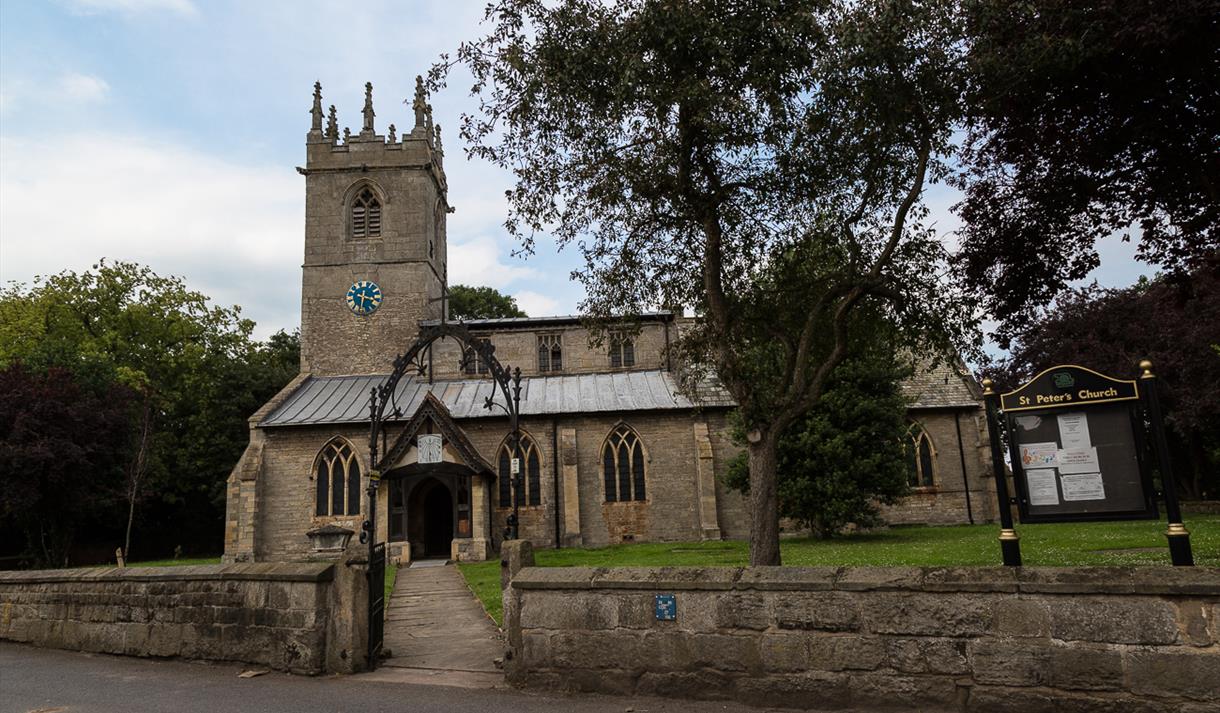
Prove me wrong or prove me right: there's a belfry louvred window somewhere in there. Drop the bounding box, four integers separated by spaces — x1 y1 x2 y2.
602 424 646 502
315 438 361 516
497 434 542 508
351 188 381 238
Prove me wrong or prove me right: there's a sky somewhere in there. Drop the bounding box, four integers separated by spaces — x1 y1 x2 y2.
0 0 1150 343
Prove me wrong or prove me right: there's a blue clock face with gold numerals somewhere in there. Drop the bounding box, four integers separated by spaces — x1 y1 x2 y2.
345 280 383 316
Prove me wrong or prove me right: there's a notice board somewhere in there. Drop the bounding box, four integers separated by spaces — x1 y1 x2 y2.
1001 366 1157 522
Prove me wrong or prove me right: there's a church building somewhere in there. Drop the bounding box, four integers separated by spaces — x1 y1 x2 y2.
222 81 995 565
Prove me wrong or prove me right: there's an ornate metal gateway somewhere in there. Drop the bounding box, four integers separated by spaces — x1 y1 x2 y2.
361 321 524 668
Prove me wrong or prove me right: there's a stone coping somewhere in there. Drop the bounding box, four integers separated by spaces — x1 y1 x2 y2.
0 562 335 585
510 565 1220 596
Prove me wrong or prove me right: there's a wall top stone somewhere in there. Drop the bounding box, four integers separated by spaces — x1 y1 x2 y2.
509 565 1220 596
0 562 335 585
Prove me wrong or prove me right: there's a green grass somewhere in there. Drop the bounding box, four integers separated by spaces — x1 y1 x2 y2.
122 556 223 567
459 515 1220 625
385 562 397 605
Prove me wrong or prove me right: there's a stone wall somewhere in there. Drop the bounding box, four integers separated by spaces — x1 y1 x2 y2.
504 566 1220 712
0 561 368 675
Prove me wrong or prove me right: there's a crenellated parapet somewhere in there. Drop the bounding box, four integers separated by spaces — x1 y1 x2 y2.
303 79 446 190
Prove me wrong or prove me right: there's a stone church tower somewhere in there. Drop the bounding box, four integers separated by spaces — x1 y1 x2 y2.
299 79 448 375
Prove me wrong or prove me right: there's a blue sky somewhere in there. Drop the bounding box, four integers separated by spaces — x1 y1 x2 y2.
0 0 1149 342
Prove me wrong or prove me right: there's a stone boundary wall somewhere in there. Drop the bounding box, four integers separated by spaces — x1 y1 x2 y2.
503 566 1220 712
0 561 368 675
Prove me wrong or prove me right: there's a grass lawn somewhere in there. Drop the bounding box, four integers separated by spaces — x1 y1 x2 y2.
122 556 222 567
460 515 1220 625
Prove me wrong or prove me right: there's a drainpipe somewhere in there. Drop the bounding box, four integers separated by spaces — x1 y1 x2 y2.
552 417 561 548
955 410 975 525
663 314 672 372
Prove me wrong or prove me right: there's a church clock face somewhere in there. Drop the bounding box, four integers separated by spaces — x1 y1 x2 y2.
345 280 383 316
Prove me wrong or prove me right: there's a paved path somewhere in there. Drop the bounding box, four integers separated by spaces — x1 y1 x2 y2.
380 560 504 688
0 642 750 713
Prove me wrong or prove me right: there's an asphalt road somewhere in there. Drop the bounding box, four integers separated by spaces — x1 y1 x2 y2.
0 643 754 713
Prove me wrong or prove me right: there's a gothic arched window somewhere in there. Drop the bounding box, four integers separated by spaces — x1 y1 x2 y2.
906 423 936 488
537 334 562 372
603 424 646 502
351 187 381 238
315 438 361 516
497 433 542 508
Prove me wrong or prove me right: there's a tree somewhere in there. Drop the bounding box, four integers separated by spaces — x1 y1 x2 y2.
0 262 299 561
724 346 912 538
988 266 1220 500
447 284 527 320
437 0 975 564
955 0 1220 345
0 364 133 567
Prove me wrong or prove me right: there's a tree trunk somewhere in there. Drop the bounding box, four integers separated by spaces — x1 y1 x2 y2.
747 433 782 566
123 389 153 561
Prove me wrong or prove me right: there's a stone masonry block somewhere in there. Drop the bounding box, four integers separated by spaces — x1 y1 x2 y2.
886 637 970 675
1049 642 1125 692
1127 648 1220 701
865 592 991 637
773 591 859 632
992 597 1051 637
1050 597 1179 645
968 639 1051 687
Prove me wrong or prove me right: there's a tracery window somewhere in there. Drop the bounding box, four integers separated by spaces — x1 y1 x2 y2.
462 345 490 375
315 438 361 516
537 334 562 372
497 433 542 507
609 334 635 368
351 187 381 238
603 424 646 502
906 423 936 488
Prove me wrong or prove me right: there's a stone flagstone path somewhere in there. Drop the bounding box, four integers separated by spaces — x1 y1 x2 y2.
372 561 505 688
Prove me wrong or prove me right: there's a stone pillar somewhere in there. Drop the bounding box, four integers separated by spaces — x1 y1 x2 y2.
223 435 264 563
325 552 370 673
559 428 583 547
500 539 534 672
693 422 722 540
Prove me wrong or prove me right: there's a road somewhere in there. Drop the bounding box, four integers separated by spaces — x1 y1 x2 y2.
0 643 754 713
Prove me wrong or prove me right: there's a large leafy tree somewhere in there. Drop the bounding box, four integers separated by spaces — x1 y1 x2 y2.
724 346 912 538
989 266 1220 500
447 284 527 320
0 364 134 567
955 0 1220 344
437 0 975 563
0 261 299 560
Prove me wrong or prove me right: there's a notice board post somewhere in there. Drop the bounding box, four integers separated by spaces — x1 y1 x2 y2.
983 378 1022 566
1139 360 1193 566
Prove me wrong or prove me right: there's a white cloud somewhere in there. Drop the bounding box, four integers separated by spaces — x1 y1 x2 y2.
56 72 110 103
0 132 301 338
448 235 539 289
62 0 198 17
0 71 111 114
513 290 561 317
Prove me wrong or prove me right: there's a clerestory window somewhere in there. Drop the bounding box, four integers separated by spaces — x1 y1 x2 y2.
609 334 635 368
537 334 562 372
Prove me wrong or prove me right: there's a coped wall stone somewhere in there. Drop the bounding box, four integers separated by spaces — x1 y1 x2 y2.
0 561 369 675
504 566 1220 712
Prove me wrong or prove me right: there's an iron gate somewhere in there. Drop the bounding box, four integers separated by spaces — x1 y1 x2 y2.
367 542 386 667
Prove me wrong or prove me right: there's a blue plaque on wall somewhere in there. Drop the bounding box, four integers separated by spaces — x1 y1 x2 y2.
654 593 676 621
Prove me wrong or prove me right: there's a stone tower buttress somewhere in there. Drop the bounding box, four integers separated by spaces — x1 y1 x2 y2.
298 80 449 376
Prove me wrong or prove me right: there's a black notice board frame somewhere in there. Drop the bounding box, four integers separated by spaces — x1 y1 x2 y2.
999 365 1158 524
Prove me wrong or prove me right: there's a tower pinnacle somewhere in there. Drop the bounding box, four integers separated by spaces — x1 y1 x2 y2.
411 75 428 131
326 105 338 143
360 81 376 137
309 81 324 141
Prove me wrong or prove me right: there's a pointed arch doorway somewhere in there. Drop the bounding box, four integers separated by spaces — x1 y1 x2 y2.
403 477 454 559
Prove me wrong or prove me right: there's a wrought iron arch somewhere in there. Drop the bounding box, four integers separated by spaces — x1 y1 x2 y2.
362 321 524 669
